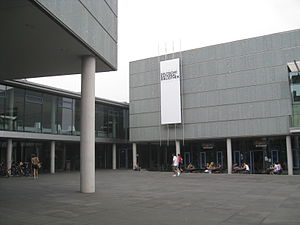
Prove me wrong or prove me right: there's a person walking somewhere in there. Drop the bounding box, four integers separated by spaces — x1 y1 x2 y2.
31 154 40 179
172 154 180 176
177 154 183 172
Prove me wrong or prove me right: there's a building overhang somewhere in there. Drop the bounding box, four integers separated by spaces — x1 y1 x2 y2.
290 127 300 134
0 0 115 80
287 60 300 72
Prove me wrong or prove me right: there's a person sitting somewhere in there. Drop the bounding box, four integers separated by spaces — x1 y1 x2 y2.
233 163 243 173
204 162 212 173
270 162 282 175
212 163 222 173
185 163 197 173
133 164 141 171
242 162 250 174
204 162 222 173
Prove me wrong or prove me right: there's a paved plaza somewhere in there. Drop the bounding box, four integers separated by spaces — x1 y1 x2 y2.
1 170 300 225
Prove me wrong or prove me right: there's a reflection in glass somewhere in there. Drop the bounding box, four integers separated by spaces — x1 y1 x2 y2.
57 97 74 135
290 72 300 127
42 94 57 134
0 85 6 130
0 83 128 140
24 90 42 132
74 99 81 135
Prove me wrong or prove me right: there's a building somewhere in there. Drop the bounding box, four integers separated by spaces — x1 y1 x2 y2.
129 29 300 174
1 0 118 193
0 80 129 172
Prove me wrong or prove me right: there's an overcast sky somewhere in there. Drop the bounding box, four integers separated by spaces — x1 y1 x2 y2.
29 0 300 102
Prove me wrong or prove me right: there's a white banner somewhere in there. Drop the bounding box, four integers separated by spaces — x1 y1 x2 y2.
160 58 182 124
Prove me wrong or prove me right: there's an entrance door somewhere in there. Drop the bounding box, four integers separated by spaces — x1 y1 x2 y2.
233 151 241 166
199 152 206 169
271 150 279 165
250 150 264 173
184 152 191 169
216 151 223 167
119 148 128 169
293 149 300 168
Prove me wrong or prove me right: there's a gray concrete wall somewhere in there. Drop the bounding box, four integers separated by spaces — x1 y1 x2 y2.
35 0 118 70
129 29 300 142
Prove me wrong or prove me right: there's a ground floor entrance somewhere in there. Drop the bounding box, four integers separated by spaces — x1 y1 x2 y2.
134 136 300 174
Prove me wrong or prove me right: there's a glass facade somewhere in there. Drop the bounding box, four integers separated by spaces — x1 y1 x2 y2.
0 83 129 139
289 71 300 127
134 137 293 174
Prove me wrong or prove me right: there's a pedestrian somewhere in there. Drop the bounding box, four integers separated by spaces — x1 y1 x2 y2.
177 154 183 172
172 153 180 176
31 154 40 179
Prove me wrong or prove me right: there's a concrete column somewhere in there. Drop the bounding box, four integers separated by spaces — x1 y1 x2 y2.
286 136 294 175
50 141 55 174
112 144 117 170
7 139 12 175
227 138 232 174
80 56 96 193
175 141 180 156
132 143 137 169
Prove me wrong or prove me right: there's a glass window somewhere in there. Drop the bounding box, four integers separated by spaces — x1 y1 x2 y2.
57 97 74 135
14 87 25 131
42 94 57 134
74 99 81 135
289 72 300 127
107 107 114 138
5 86 16 131
96 104 108 137
4 86 25 131
0 85 6 130
24 90 42 132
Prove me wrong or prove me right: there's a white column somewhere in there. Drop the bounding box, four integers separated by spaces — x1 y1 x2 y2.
112 144 117 170
80 56 96 193
175 141 180 156
50 141 55 174
7 139 12 175
227 138 232 174
132 143 137 169
286 136 293 175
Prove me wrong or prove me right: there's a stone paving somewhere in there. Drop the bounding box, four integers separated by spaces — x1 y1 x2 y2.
1 170 300 225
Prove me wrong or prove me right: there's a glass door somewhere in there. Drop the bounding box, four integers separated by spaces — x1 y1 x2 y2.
233 151 241 166
216 151 223 167
184 152 191 169
271 150 279 164
250 150 264 173
199 152 206 169
119 148 128 169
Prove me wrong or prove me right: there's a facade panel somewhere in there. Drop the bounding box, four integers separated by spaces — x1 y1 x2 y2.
35 0 118 69
129 29 300 142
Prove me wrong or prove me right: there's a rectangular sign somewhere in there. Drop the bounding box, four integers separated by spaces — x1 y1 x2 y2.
160 58 182 124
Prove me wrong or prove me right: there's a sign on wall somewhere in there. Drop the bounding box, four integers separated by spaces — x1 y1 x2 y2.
160 58 182 124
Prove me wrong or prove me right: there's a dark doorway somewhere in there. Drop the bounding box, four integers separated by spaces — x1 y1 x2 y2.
119 148 128 169
250 150 264 173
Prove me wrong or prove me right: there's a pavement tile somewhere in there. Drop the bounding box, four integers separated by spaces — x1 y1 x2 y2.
1 171 300 225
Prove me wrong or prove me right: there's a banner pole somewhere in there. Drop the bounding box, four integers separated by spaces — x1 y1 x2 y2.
180 40 185 146
158 43 162 147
